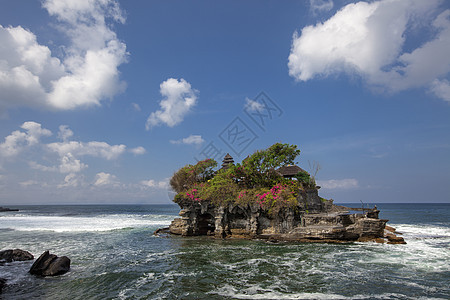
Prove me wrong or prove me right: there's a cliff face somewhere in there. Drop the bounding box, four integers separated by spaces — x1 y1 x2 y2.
169 189 387 242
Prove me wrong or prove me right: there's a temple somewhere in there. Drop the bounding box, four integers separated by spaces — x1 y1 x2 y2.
165 146 405 244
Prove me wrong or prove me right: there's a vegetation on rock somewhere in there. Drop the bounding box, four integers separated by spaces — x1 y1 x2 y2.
171 143 315 215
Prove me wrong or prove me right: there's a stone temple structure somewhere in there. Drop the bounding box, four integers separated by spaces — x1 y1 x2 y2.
165 154 404 244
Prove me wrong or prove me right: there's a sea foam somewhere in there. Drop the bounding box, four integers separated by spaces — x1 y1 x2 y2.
0 213 172 232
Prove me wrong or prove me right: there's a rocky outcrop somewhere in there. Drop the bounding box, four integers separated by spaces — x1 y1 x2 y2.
0 278 6 293
384 226 407 244
168 189 390 243
0 207 19 212
29 251 70 276
0 249 34 263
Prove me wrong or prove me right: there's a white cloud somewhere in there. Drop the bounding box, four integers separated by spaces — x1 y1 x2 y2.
170 134 204 145
140 179 168 189
1 122 143 175
0 121 51 157
29 161 58 172
317 178 359 189
430 79 450 102
244 97 264 112
132 102 141 111
59 153 87 173
57 125 74 141
19 180 39 187
93 172 118 186
288 0 450 102
59 172 85 187
310 0 334 14
46 140 126 173
146 78 198 129
130 146 146 155
47 140 126 161
0 0 127 113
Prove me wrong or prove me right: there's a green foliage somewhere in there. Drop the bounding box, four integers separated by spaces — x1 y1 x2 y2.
198 168 239 204
294 171 310 184
233 143 301 189
169 159 217 193
171 143 313 216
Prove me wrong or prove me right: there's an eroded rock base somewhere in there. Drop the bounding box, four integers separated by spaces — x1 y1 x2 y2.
167 189 393 243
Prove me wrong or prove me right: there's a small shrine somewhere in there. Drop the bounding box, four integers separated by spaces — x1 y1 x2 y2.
276 165 308 179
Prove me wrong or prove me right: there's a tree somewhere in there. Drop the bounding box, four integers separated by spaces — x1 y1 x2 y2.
169 159 217 193
237 143 301 188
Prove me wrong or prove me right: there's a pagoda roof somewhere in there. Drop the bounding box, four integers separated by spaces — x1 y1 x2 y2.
223 153 233 160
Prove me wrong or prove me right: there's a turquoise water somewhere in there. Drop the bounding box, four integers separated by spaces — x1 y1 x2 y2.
1 203 449 299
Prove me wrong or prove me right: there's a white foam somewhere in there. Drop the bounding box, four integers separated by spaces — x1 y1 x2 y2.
0 213 172 232
211 284 412 299
355 223 450 273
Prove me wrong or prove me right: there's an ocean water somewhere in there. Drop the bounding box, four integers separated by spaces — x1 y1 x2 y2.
0 203 449 299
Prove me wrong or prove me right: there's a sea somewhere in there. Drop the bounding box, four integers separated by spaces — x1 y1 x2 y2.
0 203 449 299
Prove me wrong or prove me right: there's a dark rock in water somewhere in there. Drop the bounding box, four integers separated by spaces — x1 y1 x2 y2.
0 249 34 263
0 207 19 212
0 278 6 293
29 251 70 276
386 234 407 244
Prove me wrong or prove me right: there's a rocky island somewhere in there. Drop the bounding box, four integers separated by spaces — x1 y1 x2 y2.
165 143 404 244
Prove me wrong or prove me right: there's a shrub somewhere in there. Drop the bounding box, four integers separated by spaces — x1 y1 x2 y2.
169 159 217 193
170 143 311 215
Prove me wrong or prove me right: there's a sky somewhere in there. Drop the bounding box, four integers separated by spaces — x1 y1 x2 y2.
0 0 449 205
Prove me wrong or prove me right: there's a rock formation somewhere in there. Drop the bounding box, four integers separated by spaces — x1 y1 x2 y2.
0 249 34 263
0 207 19 212
0 278 6 293
29 251 70 276
169 189 389 242
166 144 400 243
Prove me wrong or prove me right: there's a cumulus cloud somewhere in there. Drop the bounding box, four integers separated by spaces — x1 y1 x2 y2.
430 79 450 102
1 122 143 175
317 178 359 189
57 125 74 141
59 173 85 187
244 97 264 112
47 140 126 161
140 179 168 189
129 146 146 155
170 134 204 145
310 0 334 14
288 0 450 102
0 0 127 113
146 78 198 129
59 153 87 173
93 172 118 186
0 121 51 157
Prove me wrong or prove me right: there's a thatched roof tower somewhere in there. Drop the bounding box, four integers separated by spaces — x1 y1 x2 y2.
221 153 234 169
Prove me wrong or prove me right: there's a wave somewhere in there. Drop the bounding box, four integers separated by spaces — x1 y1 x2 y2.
0 213 173 232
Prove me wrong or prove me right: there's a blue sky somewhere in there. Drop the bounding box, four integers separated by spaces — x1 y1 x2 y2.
0 0 449 204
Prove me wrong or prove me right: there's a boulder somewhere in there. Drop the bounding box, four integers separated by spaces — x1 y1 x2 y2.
29 251 70 276
169 218 183 235
386 234 407 244
0 278 6 293
0 249 34 263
